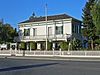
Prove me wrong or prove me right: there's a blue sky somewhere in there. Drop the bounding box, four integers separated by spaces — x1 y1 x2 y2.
0 0 86 29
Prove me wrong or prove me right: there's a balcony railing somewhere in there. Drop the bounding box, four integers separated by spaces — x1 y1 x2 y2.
21 34 71 41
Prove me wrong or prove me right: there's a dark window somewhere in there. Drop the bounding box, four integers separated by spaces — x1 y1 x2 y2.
24 29 30 36
33 28 37 36
56 26 63 34
72 24 75 33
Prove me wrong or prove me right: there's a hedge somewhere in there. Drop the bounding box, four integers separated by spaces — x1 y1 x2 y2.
19 42 26 50
30 42 36 50
60 41 69 51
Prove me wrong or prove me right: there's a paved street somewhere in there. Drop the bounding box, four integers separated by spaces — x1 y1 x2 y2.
0 58 100 75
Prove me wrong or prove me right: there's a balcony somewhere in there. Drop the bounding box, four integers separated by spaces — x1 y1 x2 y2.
21 34 71 41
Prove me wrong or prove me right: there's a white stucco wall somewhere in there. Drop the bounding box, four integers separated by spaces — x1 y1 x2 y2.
19 18 81 41
63 22 72 35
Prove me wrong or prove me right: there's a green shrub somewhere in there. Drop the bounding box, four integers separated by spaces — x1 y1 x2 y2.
47 42 52 50
41 41 52 50
60 41 69 51
30 42 36 50
71 38 82 50
19 42 26 50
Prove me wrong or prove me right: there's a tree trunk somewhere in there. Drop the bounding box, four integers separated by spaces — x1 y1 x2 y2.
91 40 94 50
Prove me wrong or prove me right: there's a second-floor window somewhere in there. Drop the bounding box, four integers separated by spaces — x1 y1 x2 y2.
24 29 30 36
56 26 63 35
72 25 80 34
72 24 75 33
48 27 52 36
33 28 37 36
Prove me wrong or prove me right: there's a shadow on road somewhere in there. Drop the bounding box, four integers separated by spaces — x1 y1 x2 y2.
0 63 58 72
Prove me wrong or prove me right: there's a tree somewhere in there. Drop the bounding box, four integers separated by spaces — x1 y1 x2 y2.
91 0 100 49
0 21 3 43
91 0 100 35
82 0 96 50
30 42 37 50
4 24 17 42
60 41 69 50
0 21 17 43
71 38 82 50
41 41 52 50
19 42 26 50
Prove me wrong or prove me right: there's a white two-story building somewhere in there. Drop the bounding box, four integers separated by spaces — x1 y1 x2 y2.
18 14 82 50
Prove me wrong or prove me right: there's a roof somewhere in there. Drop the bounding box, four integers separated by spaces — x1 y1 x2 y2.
19 14 81 24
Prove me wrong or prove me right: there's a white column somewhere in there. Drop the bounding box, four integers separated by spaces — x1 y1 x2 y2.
68 42 71 54
59 48 62 55
53 21 56 40
53 43 55 49
30 26 33 39
37 43 41 50
26 43 28 50
30 43 31 52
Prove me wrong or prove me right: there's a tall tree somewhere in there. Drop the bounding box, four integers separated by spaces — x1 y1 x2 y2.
82 0 96 50
0 21 17 43
0 20 4 43
91 0 100 35
0 22 2 43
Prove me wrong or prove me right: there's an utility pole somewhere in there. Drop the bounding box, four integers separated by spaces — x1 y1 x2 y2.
45 4 48 50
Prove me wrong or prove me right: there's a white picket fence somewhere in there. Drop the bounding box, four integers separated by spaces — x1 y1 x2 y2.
0 50 100 57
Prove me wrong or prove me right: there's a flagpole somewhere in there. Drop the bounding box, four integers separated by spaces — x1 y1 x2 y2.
45 4 48 50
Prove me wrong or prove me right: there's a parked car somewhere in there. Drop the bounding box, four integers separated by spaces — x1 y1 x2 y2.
0 44 7 50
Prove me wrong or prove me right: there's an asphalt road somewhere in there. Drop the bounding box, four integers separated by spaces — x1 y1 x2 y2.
0 58 100 75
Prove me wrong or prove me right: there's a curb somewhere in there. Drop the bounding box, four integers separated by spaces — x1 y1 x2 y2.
1 56 100 61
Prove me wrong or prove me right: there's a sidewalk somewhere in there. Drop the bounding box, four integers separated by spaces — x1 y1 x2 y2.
1 55 100 61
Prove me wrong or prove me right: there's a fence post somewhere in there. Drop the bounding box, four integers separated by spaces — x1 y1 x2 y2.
59 48 62 56
85 51 87 56
53 48 54 56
